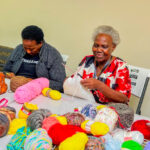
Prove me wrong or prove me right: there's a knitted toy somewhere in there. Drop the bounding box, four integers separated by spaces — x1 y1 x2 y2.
7 126 31 150
131 120 150 140
42 87 61 100
27 109 52 131
81 120 109 136
85 136 105 150
121 140 143 150
48 123 85 145
108 103 134 128
112 129 144 144
94 107 118 131
59 132 88 150
24 128 52 150
0 72 7 94
14 77 49 103
63 112 85 126
18 102 38 119
10 76 32 92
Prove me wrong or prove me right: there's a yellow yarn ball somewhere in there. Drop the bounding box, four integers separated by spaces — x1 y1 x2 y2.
50 114 67 125
59 132 88 150
90 122 109 136
81 120 89 130
81 120 109 136
42 88 50 96
18 102 38 119
49 90 61 100
56 116 67 125
96 105 107 111
8 118 26 135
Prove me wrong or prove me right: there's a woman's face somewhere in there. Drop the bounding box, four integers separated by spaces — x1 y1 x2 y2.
92 33 116 63
23 40 42 55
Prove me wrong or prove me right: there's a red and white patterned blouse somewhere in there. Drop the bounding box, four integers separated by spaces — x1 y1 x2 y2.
77 55 131 103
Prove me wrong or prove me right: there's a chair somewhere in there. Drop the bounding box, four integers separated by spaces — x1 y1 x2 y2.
0 45 13 71
128 65 150 114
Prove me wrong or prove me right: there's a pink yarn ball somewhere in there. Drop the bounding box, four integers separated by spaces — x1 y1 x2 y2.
42 117 59 132
14 78 49 103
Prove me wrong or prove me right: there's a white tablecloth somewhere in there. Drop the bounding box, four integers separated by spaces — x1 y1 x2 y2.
0 79 150 149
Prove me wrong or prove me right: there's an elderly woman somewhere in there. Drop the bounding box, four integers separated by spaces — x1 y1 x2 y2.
65 25 131 104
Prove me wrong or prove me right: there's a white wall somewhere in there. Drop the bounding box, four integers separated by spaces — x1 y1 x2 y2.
0 0 150 116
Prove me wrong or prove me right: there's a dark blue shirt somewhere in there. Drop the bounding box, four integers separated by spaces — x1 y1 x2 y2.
16 53 39 78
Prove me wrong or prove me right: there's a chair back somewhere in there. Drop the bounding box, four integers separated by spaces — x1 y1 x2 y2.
128 65 150 114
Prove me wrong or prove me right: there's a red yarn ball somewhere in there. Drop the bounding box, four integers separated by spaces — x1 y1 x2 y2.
131 120 150 140
48 123 85 145
42 117 59 132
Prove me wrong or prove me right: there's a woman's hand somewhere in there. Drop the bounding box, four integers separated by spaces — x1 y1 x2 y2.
80 78 101 89
5 72 15 79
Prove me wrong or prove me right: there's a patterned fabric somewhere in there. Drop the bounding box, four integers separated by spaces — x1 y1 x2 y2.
77 55 131 103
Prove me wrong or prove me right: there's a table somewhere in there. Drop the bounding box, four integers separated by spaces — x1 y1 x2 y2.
0 79 150 150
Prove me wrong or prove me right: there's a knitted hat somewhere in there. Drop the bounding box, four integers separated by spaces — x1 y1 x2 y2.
108 103 134 128
24 128 52 150
27 109 52 131
10 76 32 92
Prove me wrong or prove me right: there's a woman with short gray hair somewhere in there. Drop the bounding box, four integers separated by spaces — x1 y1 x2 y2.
65 25 131 104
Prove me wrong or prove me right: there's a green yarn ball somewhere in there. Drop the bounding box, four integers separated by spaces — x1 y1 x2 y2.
121 140 143 150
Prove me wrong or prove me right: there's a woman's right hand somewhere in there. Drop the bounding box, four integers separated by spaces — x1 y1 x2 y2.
5 72 15 79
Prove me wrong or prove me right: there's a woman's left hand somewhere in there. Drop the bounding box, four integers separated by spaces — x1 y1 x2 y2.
80 78 100 89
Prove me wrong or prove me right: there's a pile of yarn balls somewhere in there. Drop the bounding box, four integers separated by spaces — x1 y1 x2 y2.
6 103 150 150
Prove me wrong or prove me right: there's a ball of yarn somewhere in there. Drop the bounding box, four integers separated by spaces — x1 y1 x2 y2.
0 106 16 120
10 76 32 92
112 129 144 144
108 103 134 128
18 102 38 119
131 120 150 140
27 109 52 131
103 134 121 150
50 114 67 125
48 123 85 145
81 104 97 119
42 88 61 100
121 140 143 150
8 118 26 135
64 112 85 126
94 107 118 132
81 120 109 136
42 116 60 132
7 126 31 150
59 132 88 150
14 77 49 103
85 136 105 150
24 128 52 150
0 113 10 137
144 141 150 150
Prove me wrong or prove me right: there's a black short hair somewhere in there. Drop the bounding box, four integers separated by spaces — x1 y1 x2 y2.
21 25 44 44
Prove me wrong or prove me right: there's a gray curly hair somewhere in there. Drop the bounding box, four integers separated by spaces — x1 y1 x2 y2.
92 25 120 45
